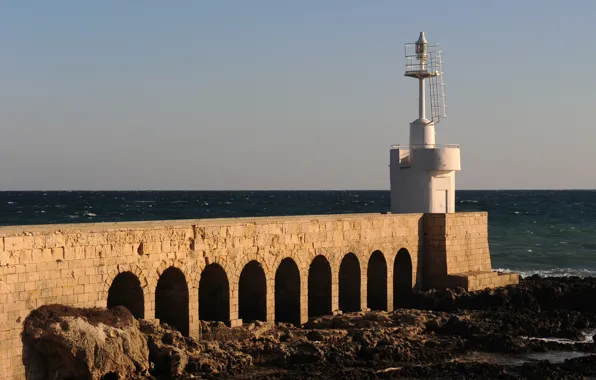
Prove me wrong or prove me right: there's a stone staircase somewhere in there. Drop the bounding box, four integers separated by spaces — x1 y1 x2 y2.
444 270 520 292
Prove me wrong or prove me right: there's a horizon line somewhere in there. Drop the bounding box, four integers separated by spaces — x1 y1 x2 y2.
0 188 595 192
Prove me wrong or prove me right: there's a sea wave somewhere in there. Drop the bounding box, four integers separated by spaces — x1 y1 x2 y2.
521 329 596 344
496 267 596 278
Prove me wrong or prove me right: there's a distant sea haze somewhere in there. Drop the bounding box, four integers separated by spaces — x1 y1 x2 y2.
1 190 595 278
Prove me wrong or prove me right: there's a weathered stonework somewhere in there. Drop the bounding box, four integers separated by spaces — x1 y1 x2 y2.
424 213 519 290
0 212 517 379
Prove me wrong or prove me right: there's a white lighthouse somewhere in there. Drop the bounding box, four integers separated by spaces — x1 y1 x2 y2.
390 32 461 213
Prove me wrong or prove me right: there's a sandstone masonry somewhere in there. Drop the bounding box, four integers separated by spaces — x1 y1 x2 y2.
0 212 518 379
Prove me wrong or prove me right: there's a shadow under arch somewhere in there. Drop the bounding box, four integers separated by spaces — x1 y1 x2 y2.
339 252 360 313
239 260 267 322
155 266 189 336
394 248 413 308
107 271 145 319
308 255 332 318
275 257 301 325
367 250 388 311
199 263 230 323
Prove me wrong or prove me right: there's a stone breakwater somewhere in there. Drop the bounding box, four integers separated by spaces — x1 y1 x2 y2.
0 212 519 378
21 276 596 380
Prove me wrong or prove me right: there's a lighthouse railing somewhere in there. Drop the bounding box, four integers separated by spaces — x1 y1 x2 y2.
404 43 441 73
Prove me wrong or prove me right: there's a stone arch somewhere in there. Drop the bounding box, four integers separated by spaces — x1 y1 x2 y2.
155 266 190 336
338 252 360 313
367 250 388 311
238 260 267 322
394 248 413 308
308 255 332 318
270 252 308 279
151 260 194 290
102 264 150 300
234 252 271 278
107 271 145 319
196 256 233 281
199 263 230 323
275 257 301 325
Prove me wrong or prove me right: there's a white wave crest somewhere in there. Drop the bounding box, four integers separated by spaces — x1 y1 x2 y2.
522 329 596 344
495 267 596 278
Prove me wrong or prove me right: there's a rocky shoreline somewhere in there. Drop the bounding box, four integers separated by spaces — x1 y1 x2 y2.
22 275 596 379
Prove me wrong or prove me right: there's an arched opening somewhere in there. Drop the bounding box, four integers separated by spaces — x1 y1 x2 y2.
394 248 413 308
155 267 189 336
238 260 267 322
308 255 332 318
199 263 230 323
275 258 301 325
367 250 387 311
107 271 144 319
339 253 361 313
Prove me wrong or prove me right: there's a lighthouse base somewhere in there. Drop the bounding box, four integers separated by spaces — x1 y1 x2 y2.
389 145 459 214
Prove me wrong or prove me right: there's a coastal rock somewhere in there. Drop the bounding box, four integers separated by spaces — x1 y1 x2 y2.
20 277 596 380
22 305 149 380
141 319 253 377
410 275 596 313
288 342 325 364
303 315 334 329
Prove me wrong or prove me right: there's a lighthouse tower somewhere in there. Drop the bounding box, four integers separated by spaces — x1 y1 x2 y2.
390 32 461 213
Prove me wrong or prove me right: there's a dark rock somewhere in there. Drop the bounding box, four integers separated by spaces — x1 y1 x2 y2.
332 315 353 329
306 330 324 342
354 319 374 328
289 342 324 365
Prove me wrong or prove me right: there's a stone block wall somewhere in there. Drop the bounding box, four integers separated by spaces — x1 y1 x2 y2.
424 212 519 290
0 212 429 379
425 213 491 274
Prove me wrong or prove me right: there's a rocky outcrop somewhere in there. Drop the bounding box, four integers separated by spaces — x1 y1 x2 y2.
20 276 596 379
22 305 149 380
21 305 254 380
408 274 596 313
140 319 253 378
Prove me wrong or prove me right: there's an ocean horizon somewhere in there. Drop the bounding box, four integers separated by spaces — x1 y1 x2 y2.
1 189 595 279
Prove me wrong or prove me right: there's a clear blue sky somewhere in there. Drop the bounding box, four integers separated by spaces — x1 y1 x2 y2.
2 1 595 190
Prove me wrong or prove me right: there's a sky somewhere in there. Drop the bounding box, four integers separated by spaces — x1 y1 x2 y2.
2 1 596 190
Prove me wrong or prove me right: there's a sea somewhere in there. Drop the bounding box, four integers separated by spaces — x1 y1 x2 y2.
1 190 595 279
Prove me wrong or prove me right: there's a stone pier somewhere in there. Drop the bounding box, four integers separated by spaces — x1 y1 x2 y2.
0 212 518 379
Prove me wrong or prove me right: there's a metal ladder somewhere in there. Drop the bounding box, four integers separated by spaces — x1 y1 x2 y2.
428 51 447 123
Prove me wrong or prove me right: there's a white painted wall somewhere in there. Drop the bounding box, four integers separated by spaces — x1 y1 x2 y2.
431 171 456 213
409 119 436 146
390 147 431 213
390 145 460 214
429 173 454 213
413 147 460 171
